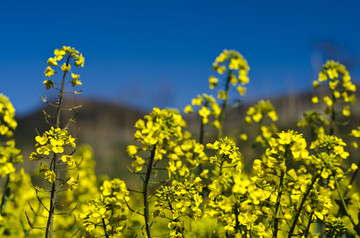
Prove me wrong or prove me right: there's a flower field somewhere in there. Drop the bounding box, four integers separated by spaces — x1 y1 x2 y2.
0 47 359 237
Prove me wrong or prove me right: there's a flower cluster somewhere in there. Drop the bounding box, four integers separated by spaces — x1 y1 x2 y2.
0 140 22 177
297 110 329 135
184 94 221 128
244 100 278 124
43 46 85 91
153 179 203 237
310 134 349 179
81 179 129 237
242 100 279 147
30 127 76 159
312 60 356 117
260 130 310 168
127 108 187 173
29 127 76 183
209 49 250 98
0 94 17 138
205 137 275 237
165 138 208 179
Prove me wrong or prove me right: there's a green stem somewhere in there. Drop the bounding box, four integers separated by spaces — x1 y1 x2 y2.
45 55 70 238
329 93 336 136
199 117 204 145
55 55 70 128
274 170 285 238
218 70 232 139
337 158 360 217
0 174 10 213
234 202 240 234
102 218 109 238
334 176 358 231
288 173 319 238
304 211 314 238
143 145 157 238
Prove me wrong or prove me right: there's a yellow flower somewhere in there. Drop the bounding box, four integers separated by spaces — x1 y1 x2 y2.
43 80 54 90
218 90 227 100
217 66 226 74
29 152 41 161
54 48 65 61
61 63 71 72
199 106 211 124
349 163 358 172
35 135 48 145
66 177 78 190
192 95 203 106
131 155 145 172
239 133 248 141
313 81 321 88
209 76 218 89
45 170 56 183
323 96 333 106
333 91 340 98
237 85 246 96
184 105 193 114
329 79 339 90
44 66 55 77
244 116 252 124
230 74 237 85
343 105 350 117
278 131 292 145
61 155 75 167
267 110 278 121
75 53 85 67
47 57 58 66
312 96 319 104
71 73 82 87
252 112 262 122
318 71 327 81
39 162 49 173
238 69 249 84
127 145 138 157
212 120 220 129
212 103 221 118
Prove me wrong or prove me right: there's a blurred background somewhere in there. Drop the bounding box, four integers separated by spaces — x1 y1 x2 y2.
2 0 360 181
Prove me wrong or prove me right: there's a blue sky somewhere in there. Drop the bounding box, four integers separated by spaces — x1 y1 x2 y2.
1 0 360 115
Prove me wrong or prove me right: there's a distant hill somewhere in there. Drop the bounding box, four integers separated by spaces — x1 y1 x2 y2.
14 88 360 183
15 97 145 183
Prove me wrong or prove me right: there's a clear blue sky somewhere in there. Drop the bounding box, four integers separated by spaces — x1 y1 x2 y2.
1 0 360 116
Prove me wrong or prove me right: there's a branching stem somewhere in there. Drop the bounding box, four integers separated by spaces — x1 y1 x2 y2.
274 170 285 238
143 144 157 238
288 173 319 238
45 55 70 238
218 69 232 139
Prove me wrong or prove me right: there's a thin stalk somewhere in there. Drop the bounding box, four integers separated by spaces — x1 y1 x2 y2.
304 211 314 238
56 55 71 128
0 174 10 213
274 170 285 238
334 176 357 229
199 117 204 145
288 173 319 238
329 93 336 136
167 199 185 237
337 158 360 217
45 155 58 238
218 70 233 139
143 145 157 238
234 202 240 234
45 55 70 238
102 218 109 238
